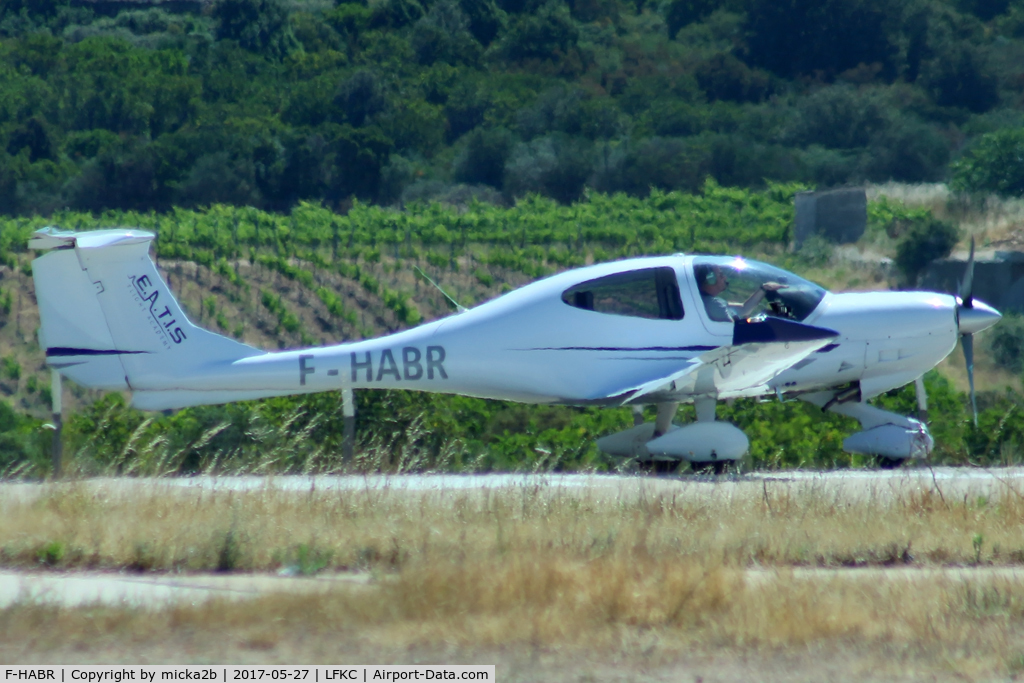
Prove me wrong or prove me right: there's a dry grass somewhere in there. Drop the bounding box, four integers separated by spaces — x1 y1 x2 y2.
869 182 1024 248
2 478 1024 572
2 558 1024 679
4 479 1024 678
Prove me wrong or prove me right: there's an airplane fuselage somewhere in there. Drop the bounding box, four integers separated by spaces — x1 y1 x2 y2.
127 255 966 410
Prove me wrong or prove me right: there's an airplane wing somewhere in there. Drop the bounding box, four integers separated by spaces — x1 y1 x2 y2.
597 317 839 404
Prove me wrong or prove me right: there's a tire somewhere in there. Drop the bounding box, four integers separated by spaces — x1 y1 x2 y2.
638 460 684 475
691 460 728 475
876 456 904 470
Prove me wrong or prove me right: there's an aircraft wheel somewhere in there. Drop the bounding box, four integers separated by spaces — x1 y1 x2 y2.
653 460 684 475
690 460 728 475
638 460 684 475
875 456 905 470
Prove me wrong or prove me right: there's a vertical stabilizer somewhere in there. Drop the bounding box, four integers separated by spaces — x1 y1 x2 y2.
32 228 263 391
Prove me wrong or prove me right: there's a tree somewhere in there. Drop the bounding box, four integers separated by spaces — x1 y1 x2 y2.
950 128 1024 196
664 0 720 38
212 0 298 60
454 127 514 188
504 133 592 203
5 116 53 162
920 43 998 113
694 53 772 103
864 116 949 183
500 1 578 63
458 0 504 45
786 85 890 149
333 70 387 127
411 0 480 66
64 141 170 212
177 152 261 208
325 125 395 202
743 0 897 80
590 137 707 195
369 0 423 29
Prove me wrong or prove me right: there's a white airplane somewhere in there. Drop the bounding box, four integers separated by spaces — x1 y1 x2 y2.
29 228 1001 473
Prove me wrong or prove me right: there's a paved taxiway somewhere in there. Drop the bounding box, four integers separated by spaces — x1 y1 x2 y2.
2 466 1022 504
3 564 1023 609
0 571 368 608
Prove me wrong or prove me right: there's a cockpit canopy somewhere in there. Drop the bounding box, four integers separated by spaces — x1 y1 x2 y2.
693 256 827 323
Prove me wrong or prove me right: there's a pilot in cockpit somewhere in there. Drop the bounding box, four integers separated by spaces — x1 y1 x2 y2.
696 264 787 322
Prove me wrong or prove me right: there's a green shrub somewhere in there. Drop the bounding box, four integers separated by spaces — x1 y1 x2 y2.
36 541 65 567
894 217 959 286
951 128 1024 197
1 356 21 381
986 312 1024 373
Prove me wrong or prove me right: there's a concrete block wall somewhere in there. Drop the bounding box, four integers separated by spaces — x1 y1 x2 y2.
794 188 867 246
921 251 1024 314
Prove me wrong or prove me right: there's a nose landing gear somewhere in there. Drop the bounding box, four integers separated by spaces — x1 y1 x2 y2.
802 389 934 468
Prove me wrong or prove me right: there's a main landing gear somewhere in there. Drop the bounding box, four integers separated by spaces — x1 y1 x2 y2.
596 398 747 474
596 385 933 474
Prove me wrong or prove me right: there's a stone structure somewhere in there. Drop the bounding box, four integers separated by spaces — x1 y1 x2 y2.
794 188 867 246
921 250 1024 314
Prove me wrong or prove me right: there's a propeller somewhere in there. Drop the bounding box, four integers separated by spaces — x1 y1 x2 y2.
953 237 1003 426
959 237 977 426
909 237 998 430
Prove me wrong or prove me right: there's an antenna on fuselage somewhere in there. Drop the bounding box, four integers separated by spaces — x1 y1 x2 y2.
414 266 467 313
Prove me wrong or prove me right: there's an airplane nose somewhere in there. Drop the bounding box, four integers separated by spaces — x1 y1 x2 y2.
957 299 1002 335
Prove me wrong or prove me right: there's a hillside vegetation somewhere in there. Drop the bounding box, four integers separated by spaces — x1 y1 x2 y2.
4 0 1024 212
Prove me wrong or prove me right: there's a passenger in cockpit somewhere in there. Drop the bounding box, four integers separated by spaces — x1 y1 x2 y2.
696 264 786 322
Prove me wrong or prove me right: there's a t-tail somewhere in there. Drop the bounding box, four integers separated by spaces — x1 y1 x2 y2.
31 228 265 404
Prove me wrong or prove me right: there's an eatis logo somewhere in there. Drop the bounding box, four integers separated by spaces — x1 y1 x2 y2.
130 274 187 348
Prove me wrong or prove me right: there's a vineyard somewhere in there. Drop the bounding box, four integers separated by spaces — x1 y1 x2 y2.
0 184 1019 476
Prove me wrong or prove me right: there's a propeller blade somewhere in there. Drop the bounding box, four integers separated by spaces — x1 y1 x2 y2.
959 236 976 309
962 333 978 426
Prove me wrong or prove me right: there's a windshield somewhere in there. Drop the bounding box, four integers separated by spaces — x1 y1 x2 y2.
692 256 827 323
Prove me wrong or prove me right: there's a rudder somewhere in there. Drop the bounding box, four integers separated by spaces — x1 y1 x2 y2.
31 228 262 391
